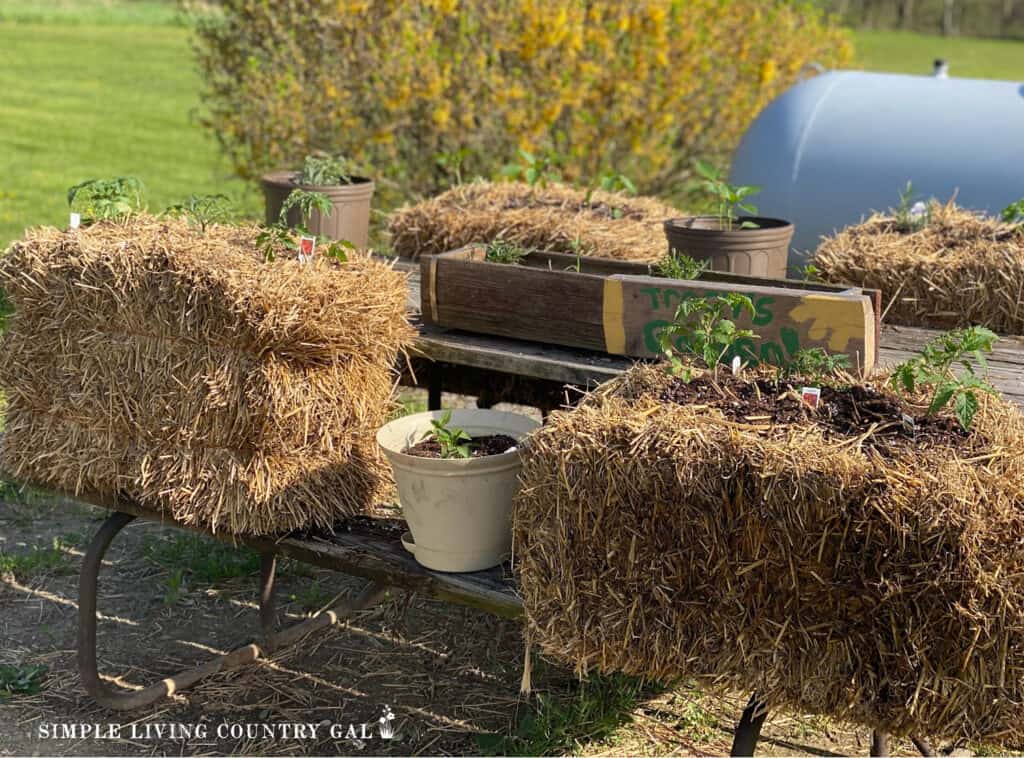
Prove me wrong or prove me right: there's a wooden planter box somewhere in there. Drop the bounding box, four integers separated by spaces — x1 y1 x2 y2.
421 245 881 373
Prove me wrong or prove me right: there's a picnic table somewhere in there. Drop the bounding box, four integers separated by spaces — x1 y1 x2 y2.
12 258 1024 756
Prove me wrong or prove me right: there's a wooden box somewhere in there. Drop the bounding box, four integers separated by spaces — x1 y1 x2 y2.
421 246 881 373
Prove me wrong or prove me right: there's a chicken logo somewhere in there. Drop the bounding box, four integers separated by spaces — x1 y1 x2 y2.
378 705 396 740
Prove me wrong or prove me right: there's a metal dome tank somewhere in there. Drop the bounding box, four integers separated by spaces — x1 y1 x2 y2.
729 69 1024 262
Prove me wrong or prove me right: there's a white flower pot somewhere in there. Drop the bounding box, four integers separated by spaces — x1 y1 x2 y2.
376 409 540 573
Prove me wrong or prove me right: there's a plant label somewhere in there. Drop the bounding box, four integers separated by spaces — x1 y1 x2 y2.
298 235 316 263
801 386 821 409
69 212 81 229
731 356 742 376
902 413 916 437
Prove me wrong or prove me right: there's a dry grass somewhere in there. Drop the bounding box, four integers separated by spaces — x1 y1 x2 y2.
387 180 681 262
815 202 1024 335
515 363 1024 746
0 215 414 535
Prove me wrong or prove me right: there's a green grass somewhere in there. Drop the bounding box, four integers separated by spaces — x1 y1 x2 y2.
476 673 663 756
853 30 1024 81
0 537 73 579
141 532 261 584
0 4 259 248
0 664 47 697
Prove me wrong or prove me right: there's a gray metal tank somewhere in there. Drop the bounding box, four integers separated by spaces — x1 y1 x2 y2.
729 69 1024 262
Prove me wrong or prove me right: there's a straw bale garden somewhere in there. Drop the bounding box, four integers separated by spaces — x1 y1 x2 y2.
2 2 1024 758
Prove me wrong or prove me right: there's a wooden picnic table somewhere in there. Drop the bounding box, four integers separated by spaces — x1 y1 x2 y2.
11 259 1022 756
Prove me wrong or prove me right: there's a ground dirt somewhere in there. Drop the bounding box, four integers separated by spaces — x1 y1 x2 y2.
0 392 979 757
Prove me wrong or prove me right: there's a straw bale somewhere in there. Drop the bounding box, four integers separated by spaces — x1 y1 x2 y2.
815 202 1024 334
0 215 413 534
387 180 681 262
515 363 1024 743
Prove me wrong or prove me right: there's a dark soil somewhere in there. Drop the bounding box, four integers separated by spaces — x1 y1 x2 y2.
654 375 974 452
403 434 518 459
501 196 645 221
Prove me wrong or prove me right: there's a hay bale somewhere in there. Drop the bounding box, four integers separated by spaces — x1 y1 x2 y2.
387 180 681 262
0 215 414 535
515 363 1024 743
814 202 1024 334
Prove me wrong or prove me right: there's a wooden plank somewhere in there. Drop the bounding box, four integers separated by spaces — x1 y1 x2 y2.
416 248 880 369
607 273 877 372
6 476 523 619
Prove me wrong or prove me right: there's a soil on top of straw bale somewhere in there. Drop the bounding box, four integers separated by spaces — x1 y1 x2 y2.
814 201 1024 334
0 215 414 535
387 180 682 262
514 362 1024 745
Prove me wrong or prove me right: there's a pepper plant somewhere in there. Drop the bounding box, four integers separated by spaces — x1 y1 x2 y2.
890 325 998 430
428 410 473 459
694 161 759 230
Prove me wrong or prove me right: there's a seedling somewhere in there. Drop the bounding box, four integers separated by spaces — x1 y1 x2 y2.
501 148 563 188
782 348 851 382
66 177 144 223
164 193 231 233
788 262 822 283
427 410 472 459
584 170 638 215
435 148 473 186
694 161 760 230
657 251 708 280
1001 198 1024 226
280 188 332 225
485 238 529 265
255 224 296 263
890 325 998 430
892 181 931 233
566 236 589 272
658 293 758 380
295 153 362 186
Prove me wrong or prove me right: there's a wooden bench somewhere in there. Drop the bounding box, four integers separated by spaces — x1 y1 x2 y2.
9 262 1024 755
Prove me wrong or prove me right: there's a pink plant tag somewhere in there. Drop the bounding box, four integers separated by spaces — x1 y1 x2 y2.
298 235 316 262
801 386 821 409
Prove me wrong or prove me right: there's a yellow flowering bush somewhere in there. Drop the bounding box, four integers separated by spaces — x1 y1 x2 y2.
194 0 851 207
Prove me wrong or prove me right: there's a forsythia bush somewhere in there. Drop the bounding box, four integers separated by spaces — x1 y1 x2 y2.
194 0 852 205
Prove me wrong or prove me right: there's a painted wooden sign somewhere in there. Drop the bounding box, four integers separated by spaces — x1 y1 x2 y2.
602 274 877 372
421 247 880 374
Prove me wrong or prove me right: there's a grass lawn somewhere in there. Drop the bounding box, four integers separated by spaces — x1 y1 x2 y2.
853 29 1024 81
0 3 259 248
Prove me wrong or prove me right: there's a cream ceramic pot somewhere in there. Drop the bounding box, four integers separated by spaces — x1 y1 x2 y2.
376 409 540 573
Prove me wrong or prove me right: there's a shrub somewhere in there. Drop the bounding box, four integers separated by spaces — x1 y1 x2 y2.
194 0 852 208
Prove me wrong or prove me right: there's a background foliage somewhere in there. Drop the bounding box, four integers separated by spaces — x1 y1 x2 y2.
194 0 852 208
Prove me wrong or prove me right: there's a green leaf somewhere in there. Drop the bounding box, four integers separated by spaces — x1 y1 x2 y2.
695 160 718 181
518 149 536 164
953 391 979 431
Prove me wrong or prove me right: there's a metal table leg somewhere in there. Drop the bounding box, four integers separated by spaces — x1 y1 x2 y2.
78 511 389 711
731 693 768 757
870 730 890 757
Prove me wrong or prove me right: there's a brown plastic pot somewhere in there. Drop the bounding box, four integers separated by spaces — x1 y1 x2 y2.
261 170 375 248
663 216 794 279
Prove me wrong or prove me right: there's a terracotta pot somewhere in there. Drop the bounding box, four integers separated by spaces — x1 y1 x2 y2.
663 216 794 279
261 170 375 248
376 409 540 573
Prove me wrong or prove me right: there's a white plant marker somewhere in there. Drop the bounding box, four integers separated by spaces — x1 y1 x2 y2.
69 212 81 229
731 356 742 376
902 413 916 437
801 386 821 409
298 235 316 263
